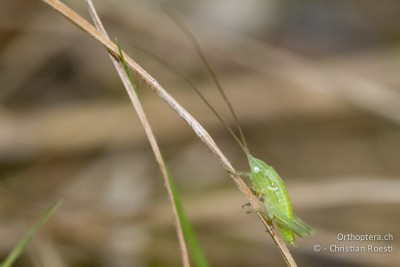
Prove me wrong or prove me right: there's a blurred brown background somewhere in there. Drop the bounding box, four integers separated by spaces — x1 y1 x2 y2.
1 0 400 266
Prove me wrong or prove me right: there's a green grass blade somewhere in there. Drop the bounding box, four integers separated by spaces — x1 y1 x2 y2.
167 170 209 267
116 40 137 94
0 200 63 267
117 43 209 267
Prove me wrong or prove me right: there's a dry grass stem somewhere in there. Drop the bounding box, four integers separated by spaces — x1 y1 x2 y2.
84 1 190 266
41 0 296 266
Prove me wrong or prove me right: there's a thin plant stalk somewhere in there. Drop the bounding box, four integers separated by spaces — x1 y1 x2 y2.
0 200 62 267
166 169 209 267
84 1 190 266
40 1 296 265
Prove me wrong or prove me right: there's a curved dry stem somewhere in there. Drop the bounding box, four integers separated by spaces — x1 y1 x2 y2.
83 1 190 266
40 0 297 266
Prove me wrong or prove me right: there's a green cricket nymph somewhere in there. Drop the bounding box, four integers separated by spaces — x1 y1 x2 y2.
167 11 315 245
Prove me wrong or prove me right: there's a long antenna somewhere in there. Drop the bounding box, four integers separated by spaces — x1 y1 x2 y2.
165 9 250 155
130 43 249 155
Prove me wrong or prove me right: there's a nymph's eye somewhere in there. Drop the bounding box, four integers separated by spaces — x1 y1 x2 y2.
253 166 260 173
